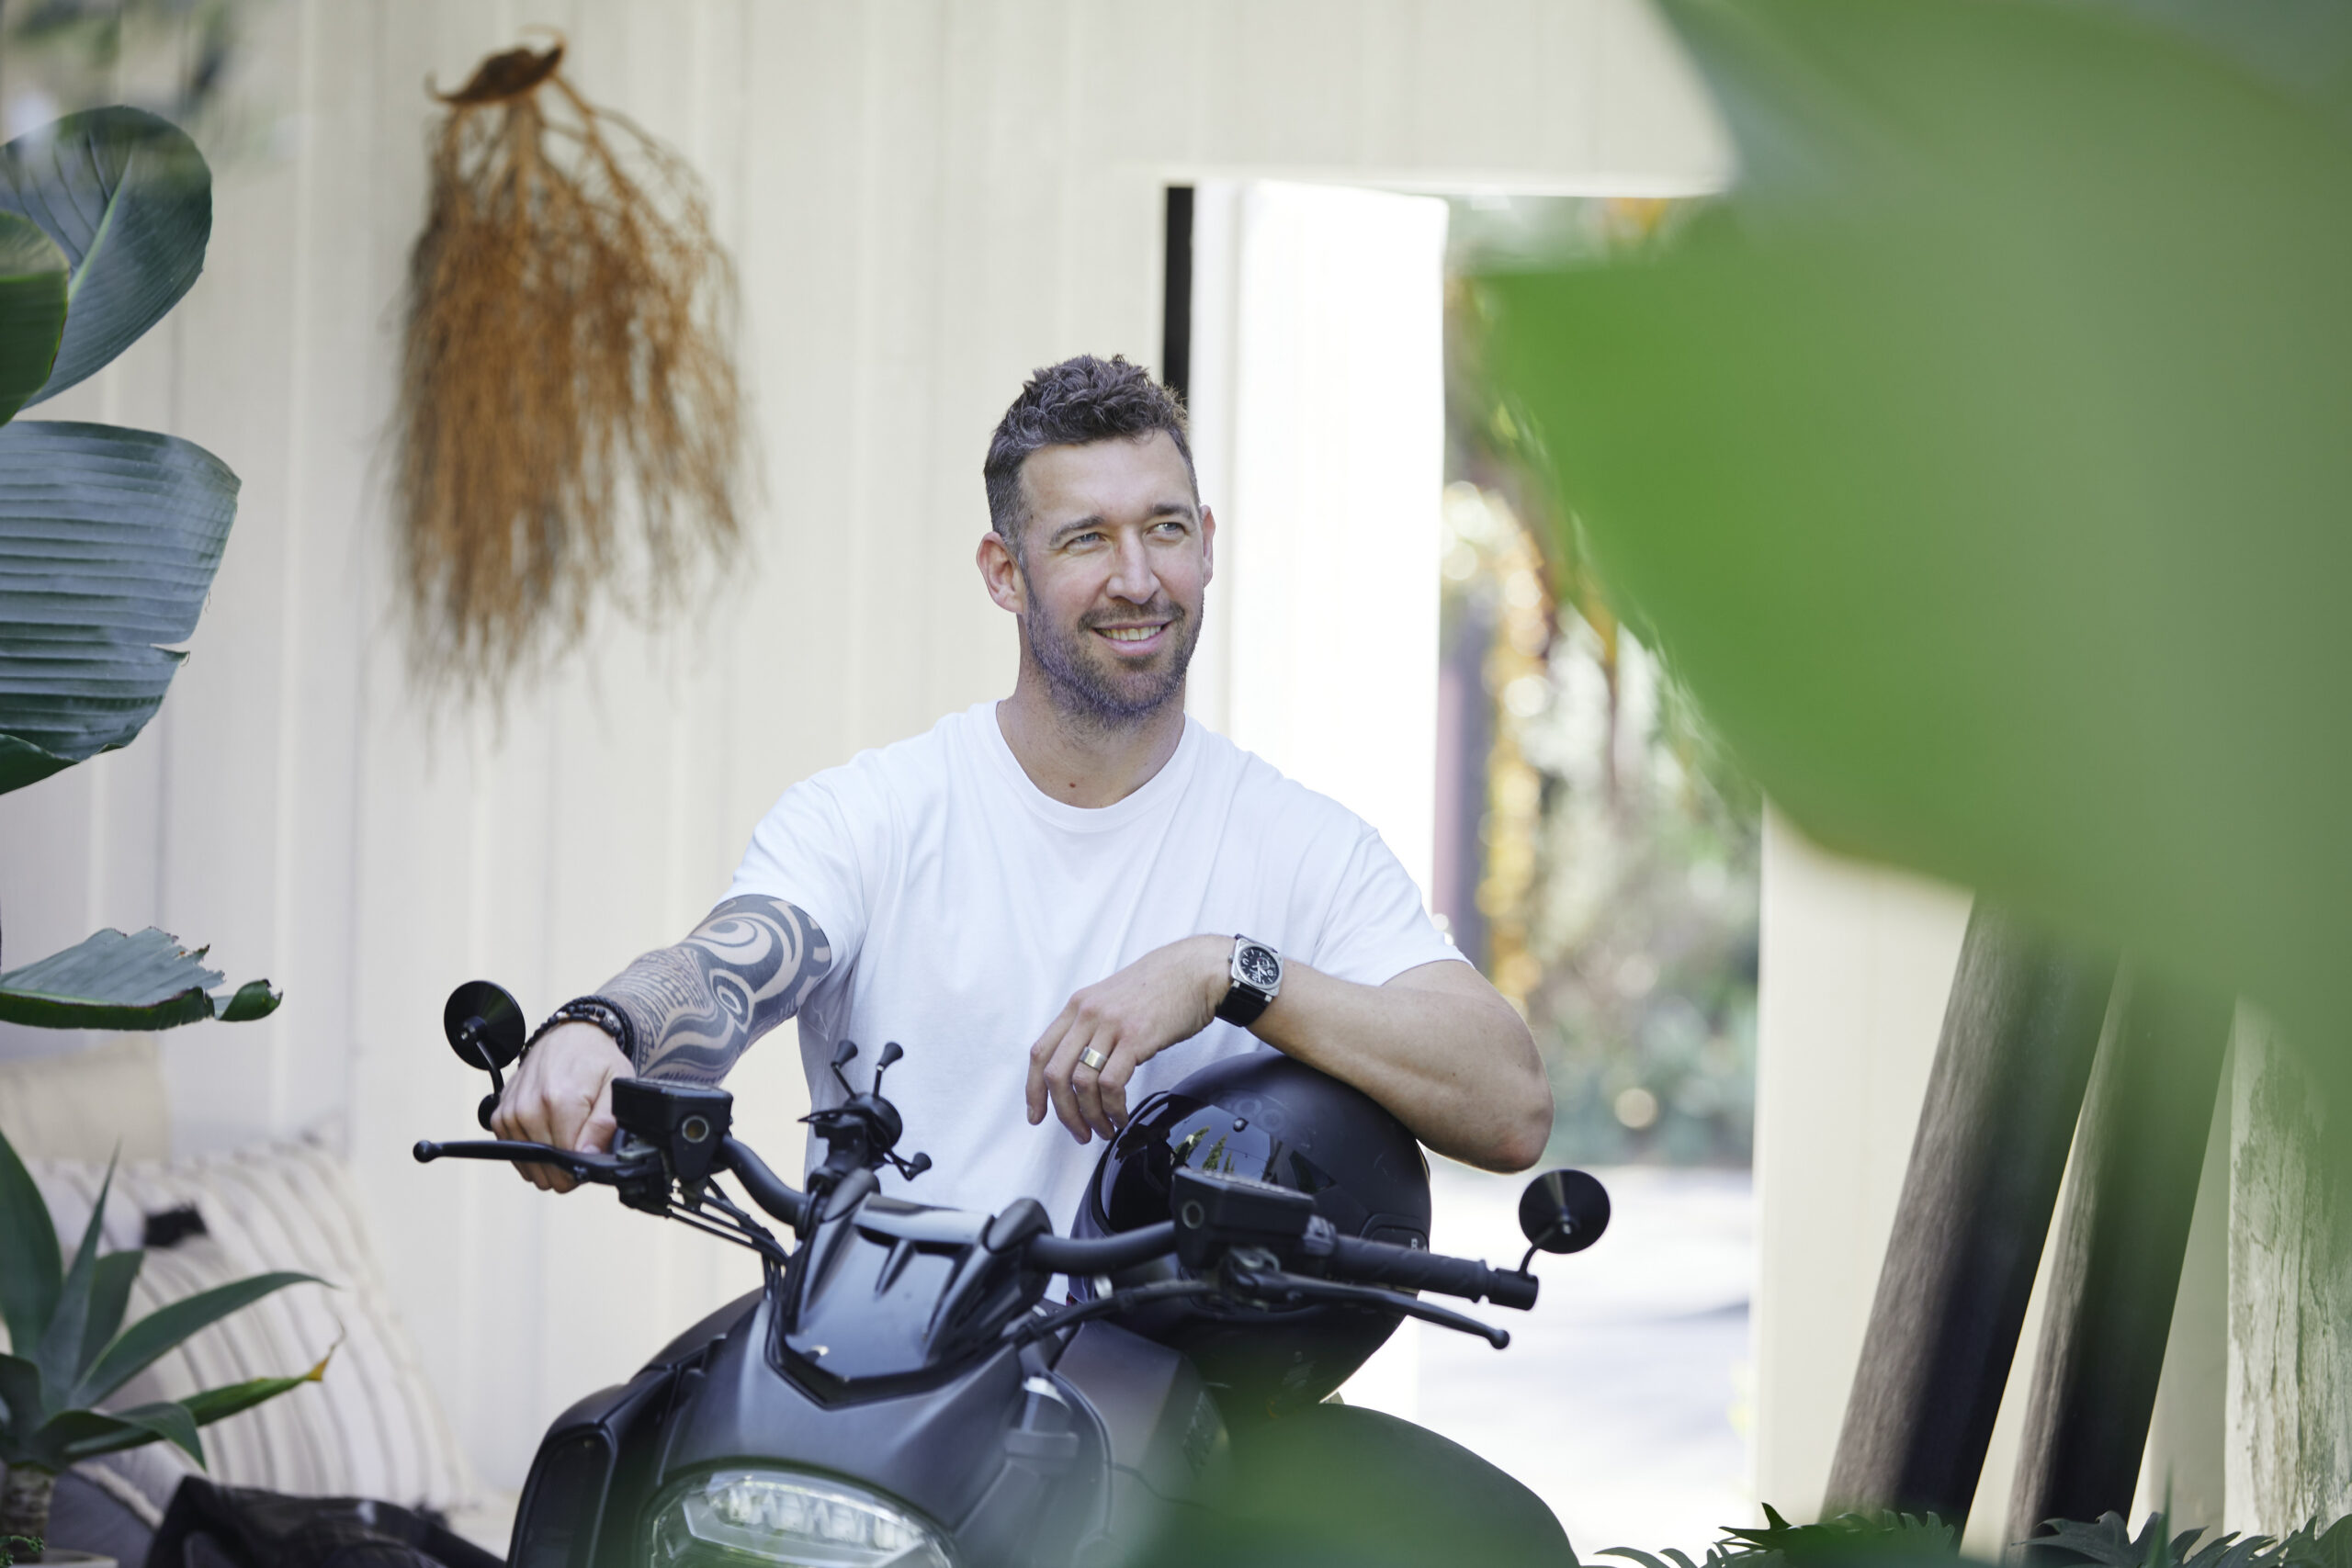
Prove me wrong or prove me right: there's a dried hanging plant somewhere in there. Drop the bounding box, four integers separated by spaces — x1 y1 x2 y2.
396 40 741 701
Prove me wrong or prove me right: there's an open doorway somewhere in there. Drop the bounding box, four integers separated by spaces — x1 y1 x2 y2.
1170 182 1761 1553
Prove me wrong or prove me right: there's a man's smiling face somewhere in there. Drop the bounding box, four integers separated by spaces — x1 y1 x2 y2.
998 431 1213 728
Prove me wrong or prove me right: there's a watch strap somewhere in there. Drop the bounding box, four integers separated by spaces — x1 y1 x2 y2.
1215 983 1272 1028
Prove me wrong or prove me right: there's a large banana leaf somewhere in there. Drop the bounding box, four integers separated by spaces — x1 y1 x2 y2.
0 927 278 1031
0 107 210 405
0 214 66 423
1483 0 2352 1048
0 418 240 795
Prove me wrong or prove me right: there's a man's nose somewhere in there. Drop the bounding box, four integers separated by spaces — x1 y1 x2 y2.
1105 530 1158 603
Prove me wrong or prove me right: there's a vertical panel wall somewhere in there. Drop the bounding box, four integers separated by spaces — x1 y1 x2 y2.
0 0 1727 1491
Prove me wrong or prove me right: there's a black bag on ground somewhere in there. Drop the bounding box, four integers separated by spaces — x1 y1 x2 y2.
145 1479 501 1568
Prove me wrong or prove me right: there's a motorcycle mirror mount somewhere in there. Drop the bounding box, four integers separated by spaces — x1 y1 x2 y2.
831 1038 861 1096
1515 1168 1611 1274
443 980 527 1132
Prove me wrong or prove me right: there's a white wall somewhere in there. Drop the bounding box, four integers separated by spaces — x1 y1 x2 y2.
0 0 1728 1492
1751 810 1973 1517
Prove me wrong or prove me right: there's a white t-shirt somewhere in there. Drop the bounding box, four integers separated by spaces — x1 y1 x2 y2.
728 701 1464 1226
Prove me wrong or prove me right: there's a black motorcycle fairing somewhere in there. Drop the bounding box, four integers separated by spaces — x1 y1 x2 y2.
1050 1320 1230 1540
660 1292 1091 1558
509 1364 677 1568
775 1191 1050 1396
645 1287 763 1371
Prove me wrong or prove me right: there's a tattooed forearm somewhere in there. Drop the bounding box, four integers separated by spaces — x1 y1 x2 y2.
597 895 831 1083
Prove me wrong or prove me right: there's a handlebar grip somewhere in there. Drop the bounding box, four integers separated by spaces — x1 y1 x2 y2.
1328 1235 1538 1309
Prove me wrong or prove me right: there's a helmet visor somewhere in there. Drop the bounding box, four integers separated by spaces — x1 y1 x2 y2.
1102 1093 1338 1233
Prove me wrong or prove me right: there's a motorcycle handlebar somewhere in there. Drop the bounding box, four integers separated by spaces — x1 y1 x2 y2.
417 1137 1533 1311
717 1137 808 1229
1025 1222 1178 1275
1326 1233 1539 1310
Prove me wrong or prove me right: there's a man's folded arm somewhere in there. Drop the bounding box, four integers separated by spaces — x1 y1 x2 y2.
602 894 834 1082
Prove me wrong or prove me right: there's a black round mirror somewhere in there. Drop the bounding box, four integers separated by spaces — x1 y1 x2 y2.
443 980 526 1073
1518 1168 1610 1255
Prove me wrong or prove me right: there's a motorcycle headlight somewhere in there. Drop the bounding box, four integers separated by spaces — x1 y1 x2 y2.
649 1469 955 1568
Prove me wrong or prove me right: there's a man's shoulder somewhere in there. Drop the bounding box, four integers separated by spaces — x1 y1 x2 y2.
1185 723 1377 843
797 704 988 793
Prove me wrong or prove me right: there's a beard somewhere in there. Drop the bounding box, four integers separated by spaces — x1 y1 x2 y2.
1022 579 1201 732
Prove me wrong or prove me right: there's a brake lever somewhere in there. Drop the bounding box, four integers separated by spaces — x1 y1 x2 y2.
1226 1266 1513 1349
412 1137 652 1184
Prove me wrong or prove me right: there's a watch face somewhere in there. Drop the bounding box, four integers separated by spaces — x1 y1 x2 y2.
1236 943 1282 990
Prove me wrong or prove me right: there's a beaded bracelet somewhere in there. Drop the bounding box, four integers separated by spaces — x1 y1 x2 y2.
526 996 638 1063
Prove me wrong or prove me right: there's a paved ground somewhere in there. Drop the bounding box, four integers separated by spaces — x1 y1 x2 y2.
1340 1162 1758 1557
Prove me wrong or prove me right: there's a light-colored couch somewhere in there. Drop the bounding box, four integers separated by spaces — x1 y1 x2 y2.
0 1038 514 1562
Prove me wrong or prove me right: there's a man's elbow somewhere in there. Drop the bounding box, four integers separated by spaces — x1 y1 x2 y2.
1490 1085 1554 1173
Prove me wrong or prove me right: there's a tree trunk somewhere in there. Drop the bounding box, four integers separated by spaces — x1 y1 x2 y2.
1825 906 2116 1527
2227 1012 2352 1534
0 1463 57 1556
2006 969 2233 1553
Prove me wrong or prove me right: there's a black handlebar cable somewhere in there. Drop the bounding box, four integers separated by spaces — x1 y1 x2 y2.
1010 1277 1226 1346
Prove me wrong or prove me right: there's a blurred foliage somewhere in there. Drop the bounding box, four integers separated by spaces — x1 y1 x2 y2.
0 0 281 161
1590 1508 2352 1568
1445 198 1759 1167
1600 1505 1953 1568
1477 0 2352 1065
2026 1512 2352 1568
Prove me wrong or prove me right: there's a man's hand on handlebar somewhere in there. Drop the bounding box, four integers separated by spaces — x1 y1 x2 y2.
492 1021 634 1191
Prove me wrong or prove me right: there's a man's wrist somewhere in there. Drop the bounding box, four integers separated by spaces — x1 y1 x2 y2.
1199 933 1235 1018
529 996 637 1064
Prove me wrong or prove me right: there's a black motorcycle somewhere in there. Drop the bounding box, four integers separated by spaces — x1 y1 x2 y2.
417 982 1611 1568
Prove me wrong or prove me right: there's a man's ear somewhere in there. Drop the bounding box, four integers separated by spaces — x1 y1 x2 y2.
978 528 1025 615
1199 503 1216 586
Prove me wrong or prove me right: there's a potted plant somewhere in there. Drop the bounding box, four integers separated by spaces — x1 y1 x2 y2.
0 1123 322 1556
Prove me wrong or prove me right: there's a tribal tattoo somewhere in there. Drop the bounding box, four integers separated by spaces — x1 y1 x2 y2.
599 895 832 1083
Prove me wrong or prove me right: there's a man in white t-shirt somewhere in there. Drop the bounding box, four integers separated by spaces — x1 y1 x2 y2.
496 354 1553 1224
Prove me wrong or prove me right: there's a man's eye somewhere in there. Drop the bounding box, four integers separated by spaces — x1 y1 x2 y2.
1151 521 1188 538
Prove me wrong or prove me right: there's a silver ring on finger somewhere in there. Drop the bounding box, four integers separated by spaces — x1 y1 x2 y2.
1078 1046 1110 1073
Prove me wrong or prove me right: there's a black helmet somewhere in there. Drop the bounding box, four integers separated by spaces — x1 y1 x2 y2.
1072 1050 1431 1416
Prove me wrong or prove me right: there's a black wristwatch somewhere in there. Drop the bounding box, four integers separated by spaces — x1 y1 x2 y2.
1215 935 1284 1027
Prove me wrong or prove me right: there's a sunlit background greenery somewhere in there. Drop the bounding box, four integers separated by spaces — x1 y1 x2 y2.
1441 196 1758 1168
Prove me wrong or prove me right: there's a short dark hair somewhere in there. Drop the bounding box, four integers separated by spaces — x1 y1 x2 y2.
983 354 1196 557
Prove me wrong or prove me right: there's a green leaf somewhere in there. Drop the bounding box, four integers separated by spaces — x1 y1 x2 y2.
1482 0 2352 1047
178 1346 330 1429
0 1352 46 1447
216 977 282 1023
34 1155 111 1393
41 1399 201 1467
78 1248 141 1384
0 419 240 792
73 1270 322 1408
0 107 211 403
0 927 277 1031
0 214 66 424
0 1125 61 1360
